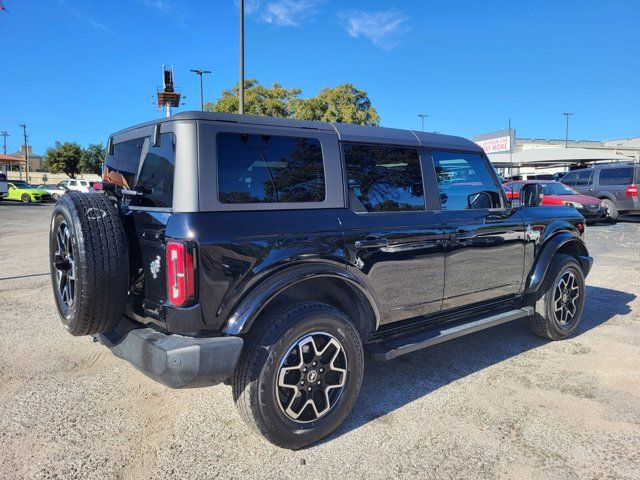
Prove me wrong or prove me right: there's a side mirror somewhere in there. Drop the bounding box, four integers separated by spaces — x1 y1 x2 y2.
467 191 493 209
520 184 542 207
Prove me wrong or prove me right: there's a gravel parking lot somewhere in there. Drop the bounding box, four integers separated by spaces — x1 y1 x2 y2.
1 202 639 480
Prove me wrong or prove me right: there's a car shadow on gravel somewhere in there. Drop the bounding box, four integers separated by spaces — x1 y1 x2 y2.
322 285 636 445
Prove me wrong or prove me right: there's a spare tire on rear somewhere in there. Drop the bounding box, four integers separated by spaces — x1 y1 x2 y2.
49 192 129 336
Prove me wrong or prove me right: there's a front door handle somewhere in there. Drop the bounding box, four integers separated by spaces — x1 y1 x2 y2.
355 237 389 249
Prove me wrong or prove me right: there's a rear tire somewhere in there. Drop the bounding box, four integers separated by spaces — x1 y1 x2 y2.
232 302 364 449
602 199 618 221
49 192 129 336
527 254 585 340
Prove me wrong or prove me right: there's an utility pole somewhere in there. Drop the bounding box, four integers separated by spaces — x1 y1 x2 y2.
0 131 8 176
18 124 29 181
0 130 8 154
239 0 245 114
562 112 573 148
190 69 211 111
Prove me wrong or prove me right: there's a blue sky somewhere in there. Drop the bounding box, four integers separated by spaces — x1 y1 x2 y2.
1 0 639 155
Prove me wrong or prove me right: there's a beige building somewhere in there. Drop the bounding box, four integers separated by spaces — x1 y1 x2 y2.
8 145 45 172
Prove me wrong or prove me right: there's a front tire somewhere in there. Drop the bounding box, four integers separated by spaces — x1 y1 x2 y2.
21 193 31 203
232 302 364 449
527 254 585 340
602 199 618 221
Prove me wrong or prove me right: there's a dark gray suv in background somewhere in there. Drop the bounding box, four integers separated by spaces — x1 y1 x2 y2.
561 163 640 220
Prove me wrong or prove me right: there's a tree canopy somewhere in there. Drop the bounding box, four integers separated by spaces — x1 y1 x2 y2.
79 143 106 175
205 79 379 126
44 142 84 178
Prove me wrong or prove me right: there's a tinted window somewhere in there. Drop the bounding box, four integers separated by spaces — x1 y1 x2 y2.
105 138 145 189
217 133 325 204
344 144 424 212
432 151 501 210
598 167 634 186
560 171 578 186
576 170 593 186
131 133 176 208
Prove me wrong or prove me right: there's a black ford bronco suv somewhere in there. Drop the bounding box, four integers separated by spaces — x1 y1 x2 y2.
49 112 592 449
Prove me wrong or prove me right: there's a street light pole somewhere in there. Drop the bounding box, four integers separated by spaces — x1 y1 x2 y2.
19 124 28 181
0 130 8 155
239 0 245 114
417 114 428 132
563 112 573 148
190 69 212 111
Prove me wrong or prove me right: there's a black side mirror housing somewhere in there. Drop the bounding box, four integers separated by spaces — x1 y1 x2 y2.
520 184 542 207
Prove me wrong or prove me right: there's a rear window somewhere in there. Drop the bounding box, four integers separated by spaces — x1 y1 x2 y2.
131 133 176 208
104 138 145 189
217 133 325 204
598 167 634 186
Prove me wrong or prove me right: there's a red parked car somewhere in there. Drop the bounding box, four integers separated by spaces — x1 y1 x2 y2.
504 180 609 222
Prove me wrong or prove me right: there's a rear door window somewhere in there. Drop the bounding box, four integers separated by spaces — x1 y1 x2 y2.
131 133 176 208
104 138 146 189
576 170 593 186
598 167 634 186
343 144 424 212
561 171 578 186
432 151 501 210
217 133 325 204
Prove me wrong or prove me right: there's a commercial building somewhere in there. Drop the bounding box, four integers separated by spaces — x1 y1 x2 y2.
473 130 640 177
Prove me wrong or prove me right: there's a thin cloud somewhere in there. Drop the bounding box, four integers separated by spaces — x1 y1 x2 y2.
137 0 190 26
138 0 173 13
243 0 321 28
56 0 114 35
339 9 410 50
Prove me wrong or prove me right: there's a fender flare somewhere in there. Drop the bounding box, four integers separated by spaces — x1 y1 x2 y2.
222 263 381 335
526 232 591 293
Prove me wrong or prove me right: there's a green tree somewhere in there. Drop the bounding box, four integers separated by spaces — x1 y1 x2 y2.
79 143 105 175
205 79 301 118
293 84 380 126
44 142 84 178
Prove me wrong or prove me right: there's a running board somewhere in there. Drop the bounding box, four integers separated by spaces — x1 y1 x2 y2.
368 307 534 361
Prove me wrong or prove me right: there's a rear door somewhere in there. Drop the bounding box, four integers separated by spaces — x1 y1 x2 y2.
430 150 526 311
340 143 446 325
594 166 636 211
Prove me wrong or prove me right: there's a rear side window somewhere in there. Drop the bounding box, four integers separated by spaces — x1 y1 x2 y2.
217 133 325 204
576 170 593 186
104 138 145 189
131 133 176 208
598 167 634 186
344 144 424 212
432 151 501 210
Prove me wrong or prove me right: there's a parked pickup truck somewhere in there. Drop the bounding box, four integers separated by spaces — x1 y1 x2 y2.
49 112 592 449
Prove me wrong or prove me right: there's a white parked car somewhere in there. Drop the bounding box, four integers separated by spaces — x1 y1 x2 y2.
58 179 94 193
37 184 67 201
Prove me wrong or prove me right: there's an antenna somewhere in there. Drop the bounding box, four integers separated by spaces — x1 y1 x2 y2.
156 65 182 117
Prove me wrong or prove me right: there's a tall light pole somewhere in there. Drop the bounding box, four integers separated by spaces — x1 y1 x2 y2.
563 112 573 148
190 69 211 111
19 124 28 181
417 114 428 132
239 0 245 114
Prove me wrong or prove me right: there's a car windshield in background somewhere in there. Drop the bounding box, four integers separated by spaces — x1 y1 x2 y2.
541 183 577 196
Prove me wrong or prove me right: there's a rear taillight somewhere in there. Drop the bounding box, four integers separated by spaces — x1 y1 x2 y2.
92 182 103 190
576 222 585 236
626 185 638 197
166 241 196 307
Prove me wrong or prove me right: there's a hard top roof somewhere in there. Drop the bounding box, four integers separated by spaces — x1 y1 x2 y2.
111 111 482 152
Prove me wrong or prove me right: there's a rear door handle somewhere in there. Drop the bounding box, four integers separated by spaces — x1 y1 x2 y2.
355 237 389 249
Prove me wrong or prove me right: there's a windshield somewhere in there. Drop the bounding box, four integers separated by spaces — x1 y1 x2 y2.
541 182 578 196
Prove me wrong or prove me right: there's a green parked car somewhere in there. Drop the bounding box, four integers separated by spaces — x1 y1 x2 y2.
6 181 53 203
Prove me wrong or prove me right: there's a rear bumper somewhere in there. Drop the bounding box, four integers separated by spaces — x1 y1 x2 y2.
98 318 243 389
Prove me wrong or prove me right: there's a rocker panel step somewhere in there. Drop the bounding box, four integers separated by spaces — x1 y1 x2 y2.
369 307 534 361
